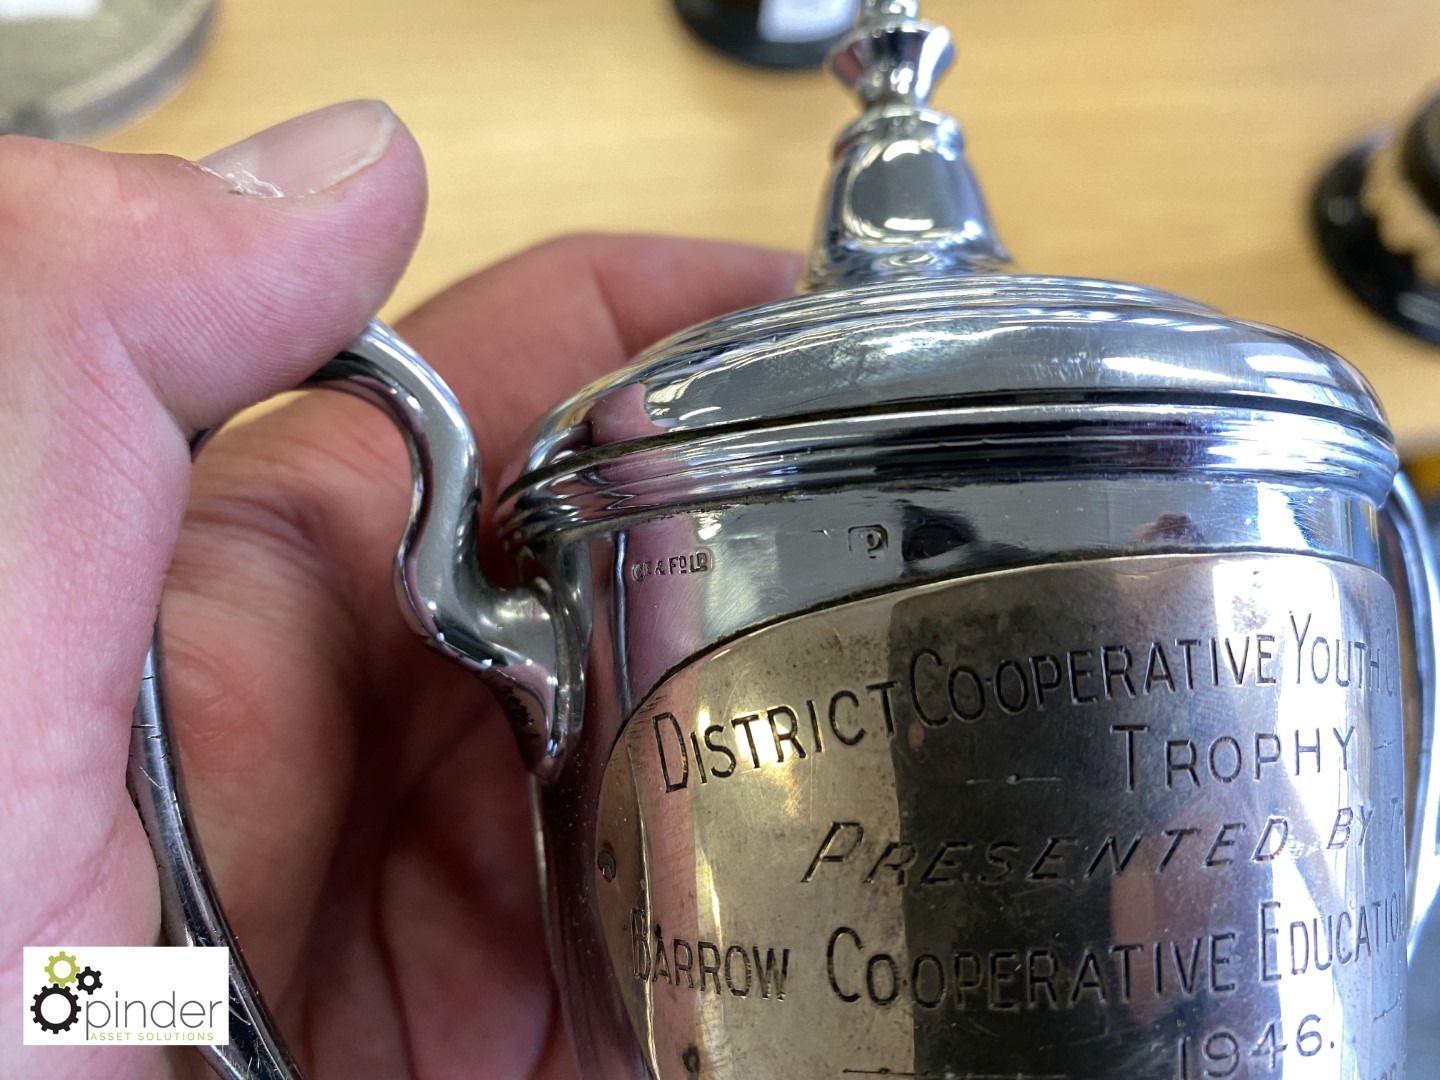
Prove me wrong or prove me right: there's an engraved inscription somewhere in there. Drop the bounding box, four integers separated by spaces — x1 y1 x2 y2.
1177 1014 1337 1078
643 614 1398 796
824 925 1243 1010
1115 722 1366 791
796 804 1402 887
594 554 1407 1080
632 911 791 1002
630 550 711 582
1258 894 1408 981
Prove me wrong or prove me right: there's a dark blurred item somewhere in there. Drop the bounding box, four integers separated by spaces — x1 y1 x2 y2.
1314 88 1440 346
673 0 859 68
0 0 214 141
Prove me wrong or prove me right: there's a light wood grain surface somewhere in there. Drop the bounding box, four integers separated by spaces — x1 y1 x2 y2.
98 0 1440 449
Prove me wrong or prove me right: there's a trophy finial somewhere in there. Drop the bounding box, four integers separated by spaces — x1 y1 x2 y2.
802 1 1011 291
832 0 950 107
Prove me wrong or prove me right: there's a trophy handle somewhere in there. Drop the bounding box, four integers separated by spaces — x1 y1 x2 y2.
128 320 579 1080
1382 474 1440 957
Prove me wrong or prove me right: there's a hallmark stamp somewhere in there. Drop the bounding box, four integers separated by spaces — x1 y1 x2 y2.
848 524 889 559
631 551 712 582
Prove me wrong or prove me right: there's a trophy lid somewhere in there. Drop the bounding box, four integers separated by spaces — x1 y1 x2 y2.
500 1 1394 541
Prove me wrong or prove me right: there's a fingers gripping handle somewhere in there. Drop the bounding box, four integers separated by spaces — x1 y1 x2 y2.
128 320 578 1080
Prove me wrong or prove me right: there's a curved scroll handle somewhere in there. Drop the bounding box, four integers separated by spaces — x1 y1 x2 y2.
1381 474 1440 956
128 320 580 1080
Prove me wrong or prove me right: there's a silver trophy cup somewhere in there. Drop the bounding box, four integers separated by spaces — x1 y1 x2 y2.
131 3 1440 1078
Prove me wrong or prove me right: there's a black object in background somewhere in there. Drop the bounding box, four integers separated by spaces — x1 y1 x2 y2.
1314 90 1440 347
674 0 859 69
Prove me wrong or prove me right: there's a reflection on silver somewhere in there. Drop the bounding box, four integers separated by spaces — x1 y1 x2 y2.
805 0 1008 287
309 323 579 776
130 639 299 1080
1383 479 1440 947
597 554 1408 1079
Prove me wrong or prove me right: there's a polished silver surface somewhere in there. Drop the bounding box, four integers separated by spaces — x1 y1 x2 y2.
803 3 1009 288
129 321 576 1080
1383 478 1440 943
527 469 1440 1080
1408 452 1440 1067
596 553 1408 1079
130 638 300 1080
525 479 1390 723
504 282 1392 537
506 4 1440 1078
504 396 1396 551
308 322 579 776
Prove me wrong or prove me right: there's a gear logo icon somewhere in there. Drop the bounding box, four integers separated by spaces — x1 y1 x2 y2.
42 951 78 987
75 966 103 994
29 951 102 1036
30 985 80 1034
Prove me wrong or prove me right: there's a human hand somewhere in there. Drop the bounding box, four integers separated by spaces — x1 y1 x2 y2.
0 101 801 1079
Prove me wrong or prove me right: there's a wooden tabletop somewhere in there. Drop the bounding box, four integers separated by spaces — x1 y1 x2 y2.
99 0 1440 450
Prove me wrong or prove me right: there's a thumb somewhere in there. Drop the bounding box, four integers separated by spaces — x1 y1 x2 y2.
7 98 426 431
0 101 425 954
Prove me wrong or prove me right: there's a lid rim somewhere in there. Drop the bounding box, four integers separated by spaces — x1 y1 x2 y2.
501 401 1397 543
505 275 1390 519
503 386 1395 506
